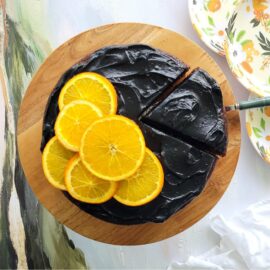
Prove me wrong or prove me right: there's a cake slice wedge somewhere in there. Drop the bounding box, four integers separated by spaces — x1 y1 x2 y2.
141 68 227 156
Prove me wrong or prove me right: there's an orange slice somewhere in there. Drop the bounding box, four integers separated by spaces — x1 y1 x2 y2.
42 136 74 190
113 148 164 206
58 72 117 115
65 155 118 203
80 115 145 181
55 100 103 151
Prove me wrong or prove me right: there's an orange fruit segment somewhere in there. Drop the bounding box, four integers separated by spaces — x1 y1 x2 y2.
42 136 74 190
80 115 145 181
55 100 103 151
58 72 117 115
65 154 118 204
113 148 164 206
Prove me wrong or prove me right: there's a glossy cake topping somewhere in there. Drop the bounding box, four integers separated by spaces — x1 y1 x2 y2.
41 44 189 150
41 44 227 224
142 68 227 156
67 124 216 224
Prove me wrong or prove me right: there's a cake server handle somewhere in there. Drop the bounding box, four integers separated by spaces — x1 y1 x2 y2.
225 97 270 112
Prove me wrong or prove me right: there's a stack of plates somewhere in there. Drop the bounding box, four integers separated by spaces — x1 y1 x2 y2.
189 0 270 164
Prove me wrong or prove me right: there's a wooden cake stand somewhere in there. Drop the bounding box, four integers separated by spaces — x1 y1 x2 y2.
17 23 241 245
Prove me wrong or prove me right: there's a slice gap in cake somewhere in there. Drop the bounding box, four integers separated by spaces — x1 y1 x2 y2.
139 67 193 120
141 68 228 156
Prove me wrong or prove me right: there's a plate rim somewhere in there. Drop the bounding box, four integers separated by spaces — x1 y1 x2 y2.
188 0 226 55
245 93 270 164
224 1 270 97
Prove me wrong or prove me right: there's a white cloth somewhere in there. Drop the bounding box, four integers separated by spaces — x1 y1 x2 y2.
168 200 270 270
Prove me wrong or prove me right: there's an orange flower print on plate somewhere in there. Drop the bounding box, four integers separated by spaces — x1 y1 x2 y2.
207 0 221 12
264 107 270 117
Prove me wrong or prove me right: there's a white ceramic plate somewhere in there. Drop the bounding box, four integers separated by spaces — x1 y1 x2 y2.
188 0 242 55
225 0 270 97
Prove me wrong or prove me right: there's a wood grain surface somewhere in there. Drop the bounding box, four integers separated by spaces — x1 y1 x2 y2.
17 23 241 245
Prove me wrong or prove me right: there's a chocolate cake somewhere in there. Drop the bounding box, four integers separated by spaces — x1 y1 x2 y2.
41 44 227 225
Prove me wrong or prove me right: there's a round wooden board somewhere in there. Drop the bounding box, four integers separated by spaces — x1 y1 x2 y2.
17 23 241 245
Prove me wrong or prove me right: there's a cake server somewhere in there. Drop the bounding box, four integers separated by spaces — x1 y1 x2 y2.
225 97 270 112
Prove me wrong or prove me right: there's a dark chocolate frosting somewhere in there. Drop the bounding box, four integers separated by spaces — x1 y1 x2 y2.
142 68 227 155
41 44 224 225
66 124 216 224
41 44 188 150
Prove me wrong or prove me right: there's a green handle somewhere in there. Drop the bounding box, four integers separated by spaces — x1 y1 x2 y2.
239 97 270 110
225 97 270 111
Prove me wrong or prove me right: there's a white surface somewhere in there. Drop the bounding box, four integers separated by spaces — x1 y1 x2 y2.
169 200 270 270
3 0 270 269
